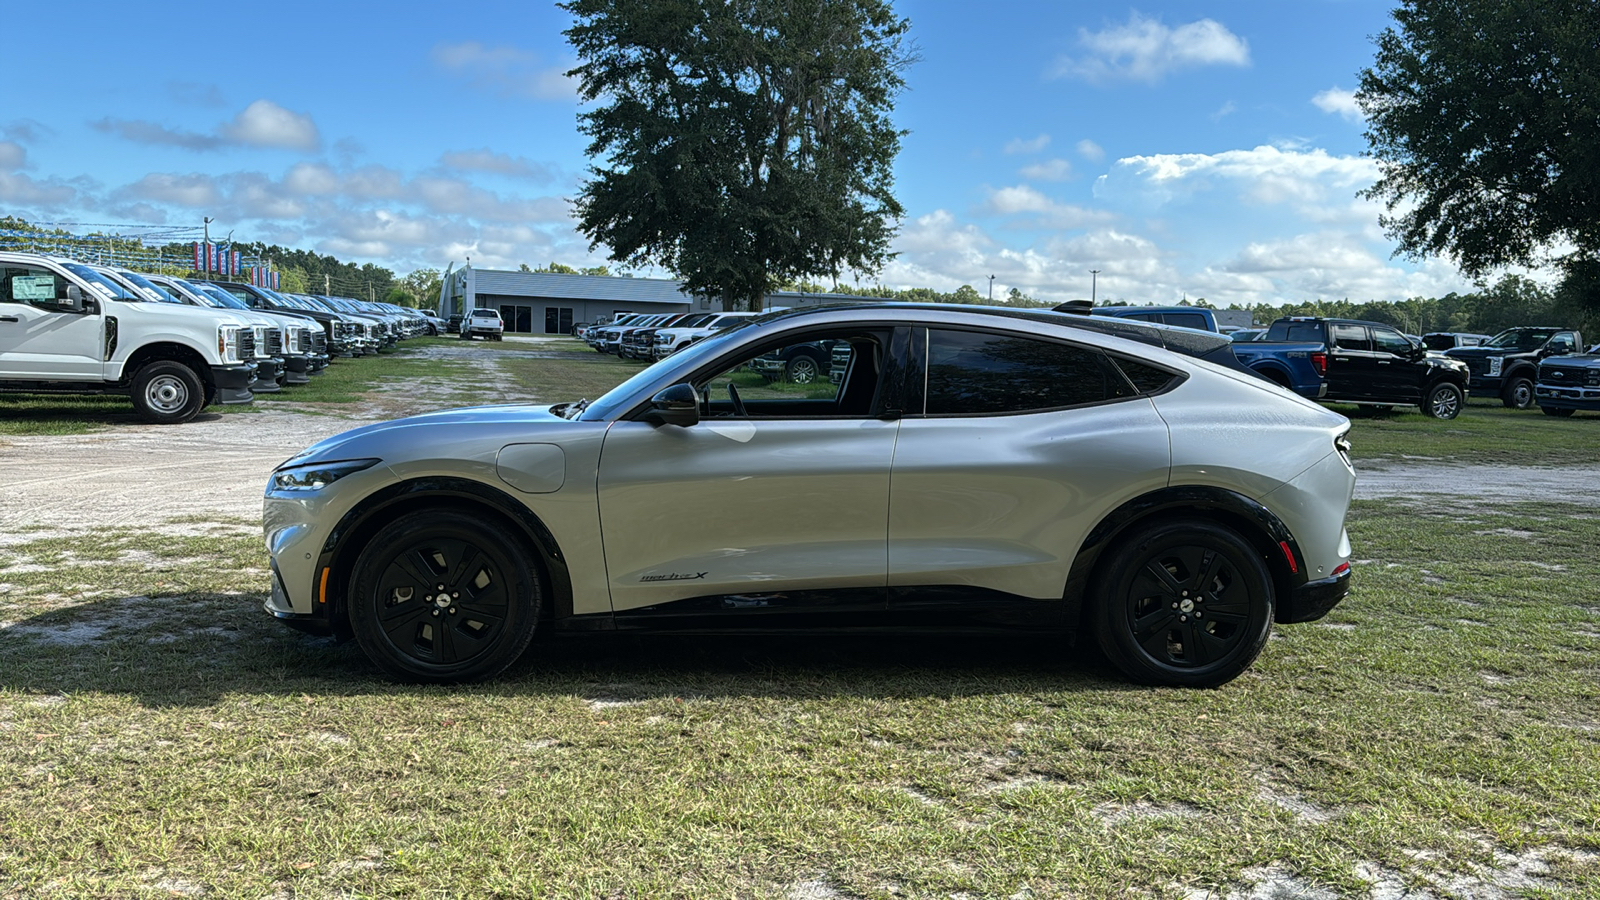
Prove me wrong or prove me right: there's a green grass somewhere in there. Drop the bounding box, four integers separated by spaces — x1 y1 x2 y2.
1338 398 1600 465
2 503 1598 898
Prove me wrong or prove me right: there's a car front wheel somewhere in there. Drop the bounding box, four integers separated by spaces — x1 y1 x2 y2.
1502 376 1534 409
349 510 541 683
130 360 205 424
1091 519 1274 687
1423 382 1464 419
786 354 821 384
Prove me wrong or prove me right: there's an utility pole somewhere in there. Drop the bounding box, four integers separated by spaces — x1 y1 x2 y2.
325 274 331 295
203 217 214 273
988 274 995 301
1090 269 1101 304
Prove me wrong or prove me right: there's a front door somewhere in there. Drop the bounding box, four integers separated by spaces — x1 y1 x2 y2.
1368 325 1420 402
1324 323 1379 400
595 329 899 615
0 263 104 380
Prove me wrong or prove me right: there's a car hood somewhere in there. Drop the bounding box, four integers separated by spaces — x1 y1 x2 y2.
278 404 572 469
1446 347 1528 359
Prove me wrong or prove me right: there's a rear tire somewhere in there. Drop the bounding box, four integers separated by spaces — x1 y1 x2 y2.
1502 376 1534 409
1541 405 1575 417
1091 519 1274 687
1422 382 1463 419
349 511 541 683
130 360 206 425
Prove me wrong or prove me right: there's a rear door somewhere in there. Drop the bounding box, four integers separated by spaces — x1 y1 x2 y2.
1369 325 1421 402
1324 323 1378 400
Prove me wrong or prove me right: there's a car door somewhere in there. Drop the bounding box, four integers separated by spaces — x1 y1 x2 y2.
595 327 901 616
0 262 105 380
1324 323 1378 400
886 326 1171 617
1368 325 1421 402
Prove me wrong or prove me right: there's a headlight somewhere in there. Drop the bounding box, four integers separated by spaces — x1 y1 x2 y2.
1487 358 1502 376
218 326 241 363
269 458 381 492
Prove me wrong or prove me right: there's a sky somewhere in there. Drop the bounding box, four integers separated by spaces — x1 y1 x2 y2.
0 0 1488 307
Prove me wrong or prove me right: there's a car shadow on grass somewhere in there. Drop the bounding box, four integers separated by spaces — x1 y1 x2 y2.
0 591 1132 706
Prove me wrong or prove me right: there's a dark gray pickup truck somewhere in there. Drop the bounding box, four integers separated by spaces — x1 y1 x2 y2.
1444 327 1584 409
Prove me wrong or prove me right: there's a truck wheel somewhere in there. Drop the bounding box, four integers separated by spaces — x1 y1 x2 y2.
1502 376 1534 409
1091 519 1274 687
348 510 541 683
1423 382 1464 419
131 360 206 425
1541 405 1575 418
786 354 822 384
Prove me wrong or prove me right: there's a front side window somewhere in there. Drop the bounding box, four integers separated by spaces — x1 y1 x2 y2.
0 264 71 308
1371 327 1412 355
697 335 868 417
923 329 1128 415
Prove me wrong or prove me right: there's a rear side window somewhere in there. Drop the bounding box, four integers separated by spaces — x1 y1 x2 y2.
1330 324 1371 351
1114 358 1180 394
1162 312 1210 331
924 329 1124 415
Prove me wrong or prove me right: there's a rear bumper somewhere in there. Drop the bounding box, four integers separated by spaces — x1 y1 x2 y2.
1277 565 1351 624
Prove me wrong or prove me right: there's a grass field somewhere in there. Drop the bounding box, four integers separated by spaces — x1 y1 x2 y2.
2 340 1599 898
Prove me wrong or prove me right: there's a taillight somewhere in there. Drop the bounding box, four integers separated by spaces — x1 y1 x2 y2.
1310 352 1327 376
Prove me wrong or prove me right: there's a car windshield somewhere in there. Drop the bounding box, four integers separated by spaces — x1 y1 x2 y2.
1485 329 1557 350
60 263 138 300
109 270 183 304
579 317 759 421
196 285 251 310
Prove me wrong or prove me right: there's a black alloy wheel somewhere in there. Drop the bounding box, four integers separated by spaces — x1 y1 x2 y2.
349 511 541 682
1092 520 1274 687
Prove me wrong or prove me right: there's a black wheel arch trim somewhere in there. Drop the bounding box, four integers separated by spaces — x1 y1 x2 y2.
315 476 573 639
1062 485 1309 628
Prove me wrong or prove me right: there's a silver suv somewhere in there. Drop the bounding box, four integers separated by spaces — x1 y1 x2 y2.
264 304 1355 687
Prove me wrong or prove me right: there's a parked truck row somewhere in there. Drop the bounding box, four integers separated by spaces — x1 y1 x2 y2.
0 251 433 424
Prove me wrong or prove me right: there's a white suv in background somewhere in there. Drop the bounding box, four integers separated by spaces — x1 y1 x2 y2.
652 311 759 359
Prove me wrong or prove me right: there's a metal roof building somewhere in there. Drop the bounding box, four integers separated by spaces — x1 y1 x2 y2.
440 267 878 334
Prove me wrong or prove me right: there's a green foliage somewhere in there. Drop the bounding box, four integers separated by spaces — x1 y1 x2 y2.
1357 0 1600 283
563 0 915 311
401 268 444 309
526 261 614 276
1232 275 1600 338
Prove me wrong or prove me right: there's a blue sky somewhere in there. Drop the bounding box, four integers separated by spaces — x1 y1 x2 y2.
1 0 1482 306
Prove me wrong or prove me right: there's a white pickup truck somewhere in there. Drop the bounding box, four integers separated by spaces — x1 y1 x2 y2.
0 251 258 423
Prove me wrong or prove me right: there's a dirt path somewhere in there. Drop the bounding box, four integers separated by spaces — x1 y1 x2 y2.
1355 459 1600 504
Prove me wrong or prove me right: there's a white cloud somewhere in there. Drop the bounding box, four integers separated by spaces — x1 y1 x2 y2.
1077 140 1105 163
0 141 24 169
431 41 575 101
1312 87 1363 123
122 173 223 208
1211 101 1237 122
1095 145 1378 213
1020 159 1073 181
1054 14 1250 84
984 185 1116 229
0 171 77 208
1004 134 1050 155
219 100 321 151
90 118 224 151
439 149 555 182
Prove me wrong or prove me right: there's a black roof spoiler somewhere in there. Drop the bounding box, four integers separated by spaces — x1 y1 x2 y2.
1053 299 1094 315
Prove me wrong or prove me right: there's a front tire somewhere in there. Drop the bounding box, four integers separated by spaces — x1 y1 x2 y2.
130 360 205 425
786 354 822 384
1502 376 1534 409
349 511 541 683
1541 405 1575 417
1422 382 1464 419
1091 520 1274 688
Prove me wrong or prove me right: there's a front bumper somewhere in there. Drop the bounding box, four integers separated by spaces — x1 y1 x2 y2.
283 355 312 384
212 363 255 405
253 359 284 392
1535 384 1600 410
1277 564 1351 624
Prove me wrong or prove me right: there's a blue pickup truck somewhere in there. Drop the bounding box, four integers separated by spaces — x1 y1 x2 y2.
1232 317 1470 418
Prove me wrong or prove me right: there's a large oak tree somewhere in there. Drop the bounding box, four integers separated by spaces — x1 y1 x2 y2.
562 0 913 310
1357 0 1600 286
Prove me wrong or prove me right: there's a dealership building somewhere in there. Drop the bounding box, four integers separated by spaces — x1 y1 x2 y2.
439 267 879 334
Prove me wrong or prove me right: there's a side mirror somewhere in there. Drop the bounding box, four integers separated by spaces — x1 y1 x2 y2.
643 382 699 427
1409 342 1427 360
61 285 86 313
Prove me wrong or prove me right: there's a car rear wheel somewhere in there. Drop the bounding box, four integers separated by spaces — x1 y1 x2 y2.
349 511 541 683
1422 382 1463 419
1091 519 1274 688
1502 376 1534 409
786 354 822 384
1541 405 1575 417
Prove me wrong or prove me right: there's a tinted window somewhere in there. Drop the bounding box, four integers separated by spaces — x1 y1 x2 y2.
1162 313 1210 331
1329 324 1371 351
925 330 1120 415
1114 358 1180 394
1371 327 1411 355
1267 322 1324 342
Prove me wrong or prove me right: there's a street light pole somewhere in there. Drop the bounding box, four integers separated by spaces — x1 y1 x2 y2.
988 274 995 301
1090 269 1101 304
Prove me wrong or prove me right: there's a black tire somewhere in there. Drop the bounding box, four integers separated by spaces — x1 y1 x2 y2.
1091 519 1274 688
348 510 541 683
1367 405 1394 416
786 354 822 384
1422 382 1464 419
1502 375 1534 409
1541 405 1575 417
130 360 206 425
459 330 470 340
